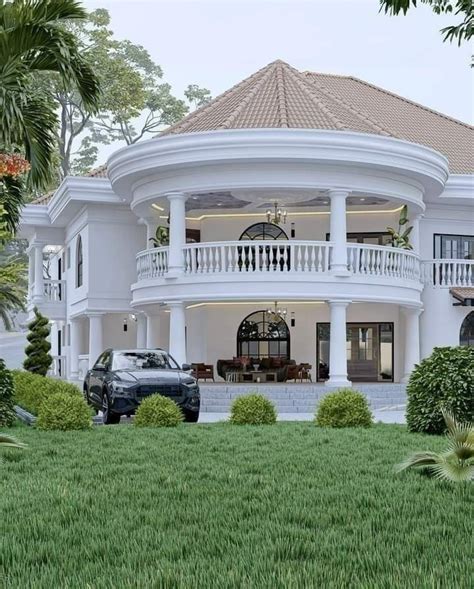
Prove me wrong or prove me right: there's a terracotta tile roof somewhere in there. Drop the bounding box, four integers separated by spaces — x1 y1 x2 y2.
450 287 474 304
161 60 473 174
30 164 108 205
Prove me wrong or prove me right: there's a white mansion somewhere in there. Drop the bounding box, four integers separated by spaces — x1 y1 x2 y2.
19 60 473 386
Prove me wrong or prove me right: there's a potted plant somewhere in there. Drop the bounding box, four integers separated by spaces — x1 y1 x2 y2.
387 205 413 250
149 226 169 248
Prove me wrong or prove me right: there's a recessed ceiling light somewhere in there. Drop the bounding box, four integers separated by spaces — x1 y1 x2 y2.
360 198 366 202
217 202 222 206
192 196 198 200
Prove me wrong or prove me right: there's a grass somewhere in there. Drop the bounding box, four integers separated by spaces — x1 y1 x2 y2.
0 423 472 588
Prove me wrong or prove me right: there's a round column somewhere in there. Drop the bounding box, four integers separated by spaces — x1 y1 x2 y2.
329 189 350 277
136 313 147 348
326 300 352 388
166 192 188 277
168 301 186 367
401 306 422 383
88 313 104 368
69 318 81 380
32 243 45 302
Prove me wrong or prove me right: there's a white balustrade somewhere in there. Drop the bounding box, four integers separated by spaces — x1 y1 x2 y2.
422 259 474 287
182 241 332 275
136 241 425 283
43 279 66 302
49 355 67 378
136 247 169 279
347 244 420 281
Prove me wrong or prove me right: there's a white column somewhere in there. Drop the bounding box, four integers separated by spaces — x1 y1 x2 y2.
168 301 186 367
329 189 350 277
410 212 423 254
326 300 351 387
69 318 81 380
146 313 161 348
88 313 104 368
166 192 187 276
401 306 422 383
27 247 35 303
32 244 45 302
136 313 147 348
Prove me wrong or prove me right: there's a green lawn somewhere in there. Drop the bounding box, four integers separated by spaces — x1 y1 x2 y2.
0 423 471 588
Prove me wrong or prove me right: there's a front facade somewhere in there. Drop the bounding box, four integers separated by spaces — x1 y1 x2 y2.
19 61 474 385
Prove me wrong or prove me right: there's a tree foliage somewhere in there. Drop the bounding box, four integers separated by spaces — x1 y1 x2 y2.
0 358 15 427
23 307 52 376
42 9 211 177
380 1 473 45
0 0 100 196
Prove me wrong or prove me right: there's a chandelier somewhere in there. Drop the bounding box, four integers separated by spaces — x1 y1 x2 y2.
266 301 287 321
266 202 287 225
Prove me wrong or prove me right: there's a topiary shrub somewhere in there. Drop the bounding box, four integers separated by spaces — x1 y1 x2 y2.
0 359 15 427
315 388 373 428
406 346 474 435
23 307 52 376
134 394 183 428
12 370 82 416
230 393 277 425
36 392 92 431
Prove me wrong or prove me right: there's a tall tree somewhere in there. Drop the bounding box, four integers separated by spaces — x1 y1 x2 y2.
380 1 473 45
42 9 211 177
0 0 100 230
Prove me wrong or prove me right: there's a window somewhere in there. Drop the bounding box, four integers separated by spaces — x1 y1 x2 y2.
67 246 71 269
76 235 83 288
237 311 290 359
460 312 474 347
434 234 474 260
240 222 288 241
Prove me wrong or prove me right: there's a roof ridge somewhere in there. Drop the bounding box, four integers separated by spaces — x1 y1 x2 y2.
275 61 289 128
218 63 276 129
283 65 347 130
161 61 279 136
306 75 394 137
305 71 473 131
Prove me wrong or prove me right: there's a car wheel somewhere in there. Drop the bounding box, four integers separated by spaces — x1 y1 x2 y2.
102 390 121 425
183 409 199 423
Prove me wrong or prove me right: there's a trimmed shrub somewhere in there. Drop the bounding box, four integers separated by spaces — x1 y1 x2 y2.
23 307 52 376
37 392 92 431
134 394 183 428
12 371 82 416
315 388 372 428
230 393 277 425
406 346 474 435
0 359 15 427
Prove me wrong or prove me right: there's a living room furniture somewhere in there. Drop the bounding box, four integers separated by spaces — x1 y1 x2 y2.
217 357 296 382
287 363 313 382
191 363 215 382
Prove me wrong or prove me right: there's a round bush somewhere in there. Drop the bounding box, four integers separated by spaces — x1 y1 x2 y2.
12 371 81 416
0 359 15 427
230 393 277 425
406 346 474 435
36 392 92 431
315 388 372 428
134 394 183 428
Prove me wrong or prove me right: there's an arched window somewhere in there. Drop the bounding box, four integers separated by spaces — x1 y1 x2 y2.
76 235 83 288
239 222 288 241
460 311 474 346
237 310 290 359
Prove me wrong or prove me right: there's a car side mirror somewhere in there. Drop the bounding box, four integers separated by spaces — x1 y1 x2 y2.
181 363 192 372
94 364 106 371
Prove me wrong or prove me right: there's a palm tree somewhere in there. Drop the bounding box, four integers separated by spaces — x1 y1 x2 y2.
397 411 474 482
0 0 100 230
0 434 26 450
0 214 27 330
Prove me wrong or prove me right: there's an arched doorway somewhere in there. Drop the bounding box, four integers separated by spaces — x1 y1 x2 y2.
460 311 474 346
239 222 288 241
237 310 290 359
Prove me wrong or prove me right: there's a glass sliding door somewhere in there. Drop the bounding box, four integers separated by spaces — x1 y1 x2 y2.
316 322 394 382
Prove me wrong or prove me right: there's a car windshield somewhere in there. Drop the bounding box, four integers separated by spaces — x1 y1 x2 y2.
112 351 179 371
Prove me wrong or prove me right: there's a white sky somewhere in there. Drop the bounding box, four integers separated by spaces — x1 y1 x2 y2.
84 0 473 161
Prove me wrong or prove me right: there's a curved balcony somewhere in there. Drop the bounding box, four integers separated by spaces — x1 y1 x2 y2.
133 241 422 306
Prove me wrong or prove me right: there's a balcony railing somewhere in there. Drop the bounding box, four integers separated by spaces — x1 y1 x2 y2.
136 241 421 283
43 279 66 302
422 259 474 287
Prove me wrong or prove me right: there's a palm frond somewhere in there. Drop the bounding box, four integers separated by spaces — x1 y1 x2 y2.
0 434 26 449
